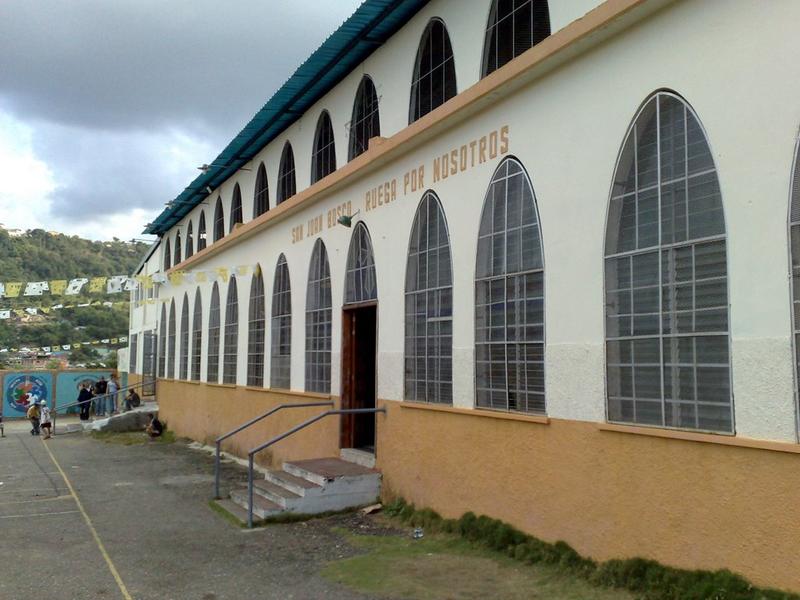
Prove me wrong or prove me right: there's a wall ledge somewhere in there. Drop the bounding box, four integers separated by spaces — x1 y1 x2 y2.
243 386 333 400
398 400 549 425
597 422 800 454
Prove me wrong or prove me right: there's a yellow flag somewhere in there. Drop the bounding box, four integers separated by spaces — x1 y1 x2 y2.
5 282 22 297
143 275 154 290
91 340 99 345
215 267 229 281
13 309 24 317
73 343 81 349
91 301 102 306
111 338 118 344
235 265 249 276
168 271 185 286
88 277 107 293
194 271 208 283
41 307 51 314
50 280 67 295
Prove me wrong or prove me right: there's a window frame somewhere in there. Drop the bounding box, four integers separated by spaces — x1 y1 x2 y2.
191 288 202 381
197 211 207 252
253 162 269 218
222 277 239 385
179 293 189 380
247 268 266 387
214 197 225 242
207 282 221 384
270 254 292 389
348 75 381 161
311 110 337 184
408 17 457 124
480 0 551 78
230 183 243 232
305 239 332 393
277 142 297 205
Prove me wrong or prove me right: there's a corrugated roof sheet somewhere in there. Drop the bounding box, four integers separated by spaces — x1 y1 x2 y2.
145 0 428 235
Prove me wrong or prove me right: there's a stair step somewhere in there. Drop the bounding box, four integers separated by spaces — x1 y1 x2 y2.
229 487 283 519
284 457 380 487
211 498 263 526
264 469 322 497
252 479 302 507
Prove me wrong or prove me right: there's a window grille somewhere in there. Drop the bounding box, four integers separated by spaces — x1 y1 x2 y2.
186 221 194 259
167 300 176 379
305 239 332 393
409 18 456 124
222 277 239 384
270 255 292 389
207 282 221 384
143 330 156 395
475 158 545 414
129 333 138 374
230 183 243 232
405 192 453 404
790 142 800 422
158 305 167 377
179 294 189 380
191 288 202 381
197 211 207 251
605 92 731 432
254 162 269 218
348 76 380 161
174 232 182 265
277 142 296 204
311 111 337 184
214 197 225 242
247 269 266 387
482 0 550 77
163 239 171 271
345 222 377 304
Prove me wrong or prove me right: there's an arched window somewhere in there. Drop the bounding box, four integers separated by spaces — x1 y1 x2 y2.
476 158 544 413
158 304 167 377
179 293 189 380
163 239 172 271
191 288 202 381
222 277 238 384
174 232 182 266
311 111 336 184
345 222 377 304
271 255 292 389
306 239 332 392
790 144 800 416
207 282 221 383
247 268 266 387
349 75 380 161
482 0 550 77
214 197 225 242
186 221 194 259
167 299 176 379
197 211 207 252
230 183 243 232
605 92 730 432
277 142 296 204
406 192 453 404
409 18 456 124
253 162 269 218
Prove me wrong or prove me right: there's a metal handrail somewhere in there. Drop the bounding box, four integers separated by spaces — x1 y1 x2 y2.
52 378 157 435
245 406 386 528
213 401 334 498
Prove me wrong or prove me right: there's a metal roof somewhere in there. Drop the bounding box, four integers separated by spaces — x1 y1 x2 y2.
145 0 429 235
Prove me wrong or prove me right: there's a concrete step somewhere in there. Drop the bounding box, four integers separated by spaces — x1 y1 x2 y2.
264 468 322 497
211 498 264 526
340 447 376 469
252 478 302 509
284 457 380 486
229 487 283 519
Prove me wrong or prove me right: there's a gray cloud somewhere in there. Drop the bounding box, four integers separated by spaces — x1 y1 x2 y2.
0 0 362 235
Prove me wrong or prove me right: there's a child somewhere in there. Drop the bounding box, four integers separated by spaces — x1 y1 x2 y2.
145 414 163 438
40 400 52 440
26 400 41 436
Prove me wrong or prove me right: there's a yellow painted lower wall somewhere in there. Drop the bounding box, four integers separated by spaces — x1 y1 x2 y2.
156 380 799 592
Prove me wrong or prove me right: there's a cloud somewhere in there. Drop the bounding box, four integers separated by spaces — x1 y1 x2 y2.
0 0 362 240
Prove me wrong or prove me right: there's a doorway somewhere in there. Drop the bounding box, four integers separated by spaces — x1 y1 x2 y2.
340 303 377 452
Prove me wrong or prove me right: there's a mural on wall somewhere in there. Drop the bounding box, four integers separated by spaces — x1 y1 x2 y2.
2 372 53 418
55 371 115 415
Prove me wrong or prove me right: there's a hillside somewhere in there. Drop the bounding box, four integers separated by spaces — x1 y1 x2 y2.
0 228 150 357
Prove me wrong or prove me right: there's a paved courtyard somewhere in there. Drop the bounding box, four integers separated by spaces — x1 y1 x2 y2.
0 418 377 600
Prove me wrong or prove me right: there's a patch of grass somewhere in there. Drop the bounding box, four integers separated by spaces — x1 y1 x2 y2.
208 500 248 528
323 526 630 600
90 429 176 445
380 499 799 600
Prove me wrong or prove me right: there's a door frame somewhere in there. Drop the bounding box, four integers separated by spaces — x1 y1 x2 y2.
339 300 378 450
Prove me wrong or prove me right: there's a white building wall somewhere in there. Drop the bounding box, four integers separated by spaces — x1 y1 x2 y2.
147 0 800 443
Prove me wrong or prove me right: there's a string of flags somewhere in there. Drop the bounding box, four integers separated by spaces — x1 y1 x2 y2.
0 300 127 320
0 336 128 354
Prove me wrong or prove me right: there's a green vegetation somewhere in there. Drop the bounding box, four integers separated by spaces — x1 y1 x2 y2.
324 527 631 599
90 430 176 445
0 228 148 351
378 499 799 600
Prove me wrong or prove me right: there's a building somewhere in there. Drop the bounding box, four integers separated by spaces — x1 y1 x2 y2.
127 0 800 591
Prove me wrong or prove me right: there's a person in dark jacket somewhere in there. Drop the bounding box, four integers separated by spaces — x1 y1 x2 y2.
78 384 93 421
93 377 108 417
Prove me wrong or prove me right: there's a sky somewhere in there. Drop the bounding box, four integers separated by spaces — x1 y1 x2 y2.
0 0 363 242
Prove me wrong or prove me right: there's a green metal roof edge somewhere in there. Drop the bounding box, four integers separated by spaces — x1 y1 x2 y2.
145 0 429 236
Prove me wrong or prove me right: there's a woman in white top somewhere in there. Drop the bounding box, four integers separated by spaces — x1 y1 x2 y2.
40 400 52 440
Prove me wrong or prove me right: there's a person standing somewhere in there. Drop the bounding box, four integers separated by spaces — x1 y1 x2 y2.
93 377 108 417
26 399 41 436
40 400 52 439
78 384 93 421
106 375 119 415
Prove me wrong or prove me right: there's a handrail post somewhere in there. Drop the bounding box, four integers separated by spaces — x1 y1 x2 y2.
214 440 221 499
247 454 255 529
